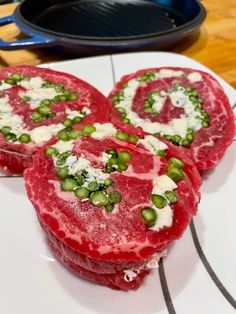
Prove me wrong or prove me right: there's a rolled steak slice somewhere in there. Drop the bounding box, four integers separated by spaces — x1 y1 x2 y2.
0 66 110 174
108 67 235 171
24 123 201 290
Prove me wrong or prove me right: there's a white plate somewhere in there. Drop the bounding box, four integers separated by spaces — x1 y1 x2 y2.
0 52 235 314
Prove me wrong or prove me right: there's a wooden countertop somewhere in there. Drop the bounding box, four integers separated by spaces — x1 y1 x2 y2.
0 1 236 88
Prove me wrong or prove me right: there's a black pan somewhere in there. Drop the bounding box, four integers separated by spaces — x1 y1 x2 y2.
0 0 206 54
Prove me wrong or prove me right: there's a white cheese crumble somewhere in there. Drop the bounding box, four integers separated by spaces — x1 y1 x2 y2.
123 269 139 282
0 82 12 91
187 72 202 83
0 96 26 136
152 93 167 112
150 205 173 231
53 152 110 187
152 175 177 196
65 107 91 120
91 123 117 140
52 140 74 154
159 69 183 78
18 77 60 109
30 124 64 145
139 135 167 155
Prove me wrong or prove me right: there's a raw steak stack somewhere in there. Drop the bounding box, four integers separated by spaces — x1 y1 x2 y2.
108 67 235 171
24 123 201 290
0 66 110 174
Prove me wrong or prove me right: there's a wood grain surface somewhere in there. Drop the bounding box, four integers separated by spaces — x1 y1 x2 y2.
0 2 236 88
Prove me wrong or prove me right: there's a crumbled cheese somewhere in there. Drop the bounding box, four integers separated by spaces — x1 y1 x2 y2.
81 107 91 115
0 96 26 136
150 205 173 231
91 123 117 140
65 107 91 120
152 93 166 113
0 82 12 91
152 175 177 196
139 135 167 155
159 69 183 78
18 77 59 109
58 154 110 186
30 124 63 145
101 152 111 164
52 140 74 153
187 72 202 83
123 269 138 282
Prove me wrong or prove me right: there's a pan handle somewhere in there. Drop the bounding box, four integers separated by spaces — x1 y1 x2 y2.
0 15 55 50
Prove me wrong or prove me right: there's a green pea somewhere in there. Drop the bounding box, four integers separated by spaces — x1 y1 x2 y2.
45 147 59 157
123 118 131 124
75 174 85 186
167 166 185 182
181 139 190 147
172 135 182 143
68 92 78 101
118 151 132 163
83 125 96 135
22 96 30 102
56 151 70 165
140 207 157 228
75 187 89 199
41 99 51 107
104 178 113 186
187 128 194 134
117 107 126 114
5 132 17 142
73 116 82 124
10 73 22 82
129 135 139 143
5 79 15 85
105 204 115 212
31 111 43 122
1 126 11 135
108 157 118 165
56 167 69 179
69 129 83 140
189 95 197 102
104 164 115 173
38 106 52 116
109 191 122 204
117 163 128 172
58 129 70 142
202 121 209 128
116 131 129 141
164 191 178 204
87 181 100 192
151 194 167 209
144 108 153 113
164 135 173 141
157 150 166 157
168 157 185 168
61 178 78 191
186 133 194 142
191 90 198 97
19 133 31 143
62 119 73 128
90 191 109 207
106 149 118 157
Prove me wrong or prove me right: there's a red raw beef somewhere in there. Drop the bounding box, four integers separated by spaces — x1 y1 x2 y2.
108 67 235 171
24 124 201 290
0 66 110 174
